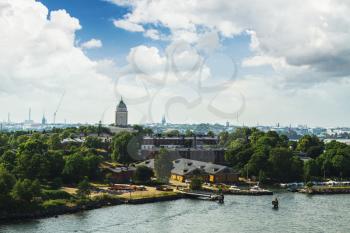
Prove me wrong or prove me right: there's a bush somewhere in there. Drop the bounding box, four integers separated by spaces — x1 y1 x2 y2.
42 199 68 209
134 166 154 184
42 189 72 200
306 181 314 188
190 177 203 190
91 194 118 202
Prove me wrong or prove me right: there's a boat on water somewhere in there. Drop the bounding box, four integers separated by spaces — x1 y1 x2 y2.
272 198 279 209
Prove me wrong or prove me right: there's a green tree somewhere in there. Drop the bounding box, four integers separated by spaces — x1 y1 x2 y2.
112 132 133 163
297 135 324 158
47 133 61 150
47 150 65 179
246 152 269 177
164 130 180 137
185 129 194 137
77 178 91 199
84 153 103 179
14 138 51 180
0 150 17 172
218 131 229 145
190 177 203 190
62 153 86 183
332 153 350 178
304 159 320 181
268 148 301 182
289 156 304 181
154 148 172 183
207 131 215 137
11 179 41 203
83 136 104 149
225 139 252 168
0 166 16 208
134 166 154 184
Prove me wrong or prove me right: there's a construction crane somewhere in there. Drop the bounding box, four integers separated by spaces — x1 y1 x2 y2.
53 91 66 125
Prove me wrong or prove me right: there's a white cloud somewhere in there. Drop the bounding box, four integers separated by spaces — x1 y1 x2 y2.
81 38 103 49
113 19 144 32
143 29 160 40
0 0 116 123
110 0 350 84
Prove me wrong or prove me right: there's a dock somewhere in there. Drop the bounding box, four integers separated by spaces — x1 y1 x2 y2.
228 190 273 195
177 190 224 202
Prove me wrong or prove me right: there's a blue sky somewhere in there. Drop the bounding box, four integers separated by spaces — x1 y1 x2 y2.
40 0 145 62
40 0 278 85
2 0 350 127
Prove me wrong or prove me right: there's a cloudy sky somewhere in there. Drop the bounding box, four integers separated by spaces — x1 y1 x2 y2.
1 0 350 127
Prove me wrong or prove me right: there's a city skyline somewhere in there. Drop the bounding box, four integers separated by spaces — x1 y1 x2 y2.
2 1 350 127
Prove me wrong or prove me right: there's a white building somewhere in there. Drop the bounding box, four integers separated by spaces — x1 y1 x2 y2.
115 98 128 126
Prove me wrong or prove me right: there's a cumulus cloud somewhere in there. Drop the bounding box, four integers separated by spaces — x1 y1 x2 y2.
0 0 116 123
143 29 161 40
109 0 350 85
81 38 103 49
113 19 144 32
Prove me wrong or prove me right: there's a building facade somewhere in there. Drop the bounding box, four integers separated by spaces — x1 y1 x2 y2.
137 158 239 184
140 135 226 164
115 98 128 126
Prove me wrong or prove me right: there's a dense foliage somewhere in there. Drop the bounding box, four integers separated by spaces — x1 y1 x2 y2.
134 166 154 184
0 125 152 213
221 128 348 183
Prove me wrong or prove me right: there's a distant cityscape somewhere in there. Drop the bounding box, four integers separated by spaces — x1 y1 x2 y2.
1 104 350 141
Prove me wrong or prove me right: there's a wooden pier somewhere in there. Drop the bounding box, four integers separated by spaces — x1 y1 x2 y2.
177 191 224 202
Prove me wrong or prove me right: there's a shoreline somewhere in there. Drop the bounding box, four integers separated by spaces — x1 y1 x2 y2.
3 185 350 223
298 186 350 195
0 193 184 223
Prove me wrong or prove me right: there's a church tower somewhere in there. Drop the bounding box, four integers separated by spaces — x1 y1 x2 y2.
115 97 128 126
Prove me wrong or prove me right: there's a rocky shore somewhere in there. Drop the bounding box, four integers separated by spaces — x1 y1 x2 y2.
0 193 184 222
298 186 350 194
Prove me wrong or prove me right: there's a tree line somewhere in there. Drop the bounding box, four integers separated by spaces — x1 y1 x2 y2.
221 128 350 183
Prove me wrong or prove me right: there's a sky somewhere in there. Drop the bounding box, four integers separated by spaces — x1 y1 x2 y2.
1 0 350 127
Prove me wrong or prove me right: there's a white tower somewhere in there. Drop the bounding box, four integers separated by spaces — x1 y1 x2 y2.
115 97 128 126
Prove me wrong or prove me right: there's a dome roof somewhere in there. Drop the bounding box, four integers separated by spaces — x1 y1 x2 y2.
117 98 127 110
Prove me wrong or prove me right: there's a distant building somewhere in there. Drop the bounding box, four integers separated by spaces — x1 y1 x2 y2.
161 115 166 125
141 136 218 149
115 97 128 126
41 115 47 125
140 135 226 164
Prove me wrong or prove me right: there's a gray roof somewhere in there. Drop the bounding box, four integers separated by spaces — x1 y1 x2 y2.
117 99 127 109
172 158 232 176
136 159 155 169
136 158 236 176
106 166 136 173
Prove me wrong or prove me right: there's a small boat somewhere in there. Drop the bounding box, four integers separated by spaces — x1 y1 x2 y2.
250 185 268 192
272 198 279 209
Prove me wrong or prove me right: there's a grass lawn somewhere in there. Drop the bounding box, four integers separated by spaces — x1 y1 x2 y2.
119 187 177 200
61 187 78 195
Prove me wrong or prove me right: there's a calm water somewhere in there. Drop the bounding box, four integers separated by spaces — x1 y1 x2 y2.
1 191 350 233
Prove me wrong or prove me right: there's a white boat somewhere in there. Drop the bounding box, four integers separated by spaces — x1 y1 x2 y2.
250 185 268 192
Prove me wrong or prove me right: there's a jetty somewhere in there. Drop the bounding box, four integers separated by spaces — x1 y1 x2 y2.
228 189 273 195
177 190 224 203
